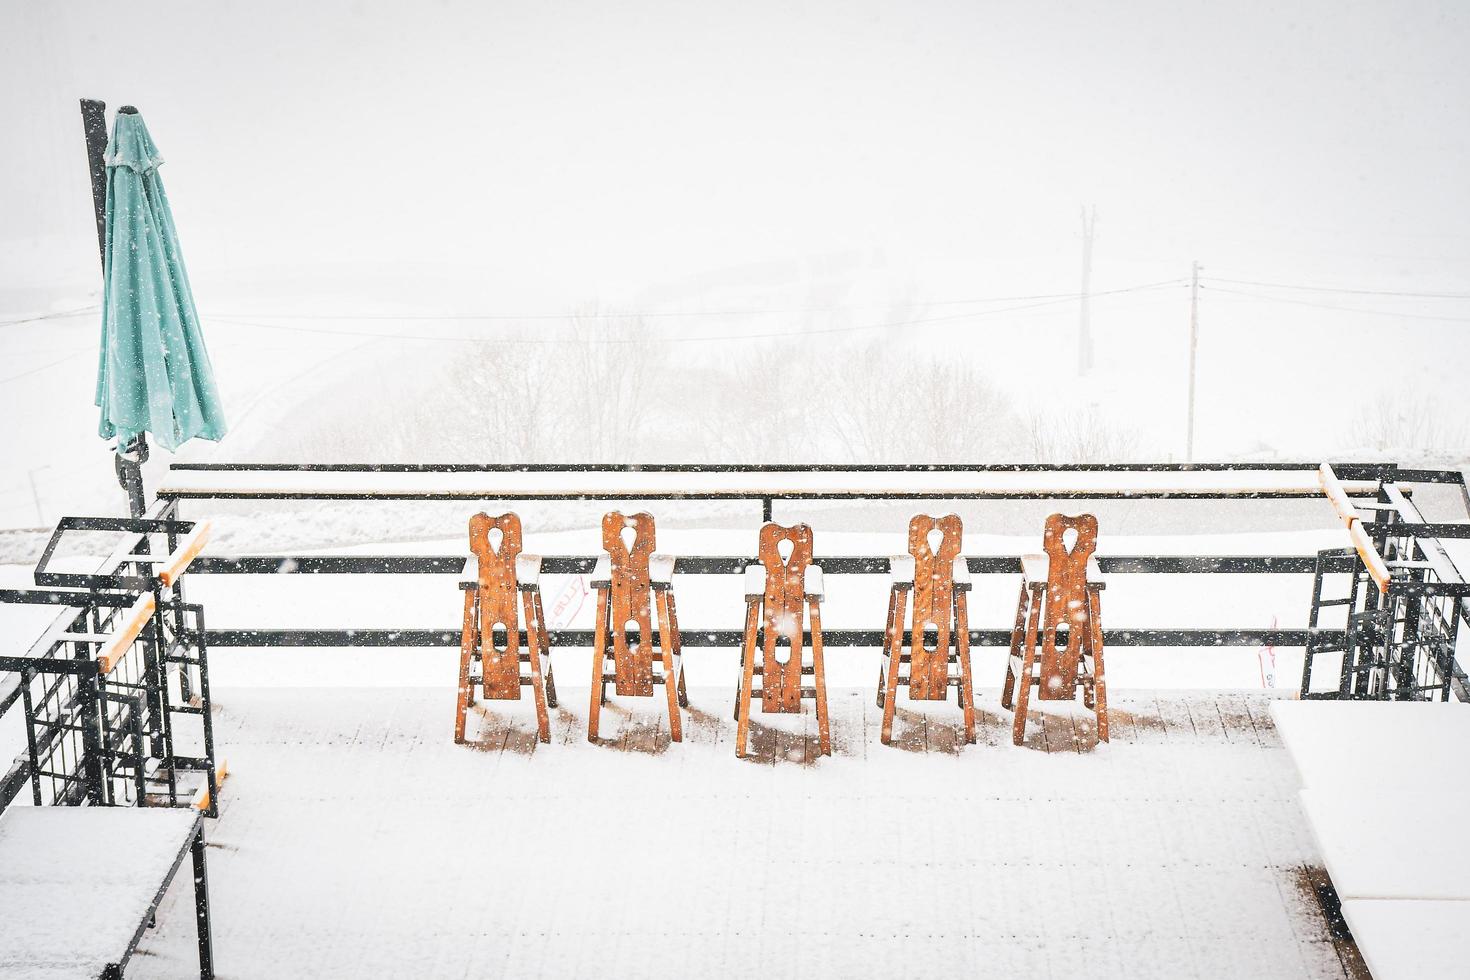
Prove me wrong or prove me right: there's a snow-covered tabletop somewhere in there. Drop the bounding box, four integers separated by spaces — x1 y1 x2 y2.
1270 699 1470 791
1270 700 1470 979
0 806 202 979
1339 899 1470 980
157 466 1376 500
1299 788 1470 900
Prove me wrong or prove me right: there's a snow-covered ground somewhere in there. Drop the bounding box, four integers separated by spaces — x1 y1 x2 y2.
118 685 1363 979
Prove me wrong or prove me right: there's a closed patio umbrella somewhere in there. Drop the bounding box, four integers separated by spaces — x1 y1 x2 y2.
95 107 225 481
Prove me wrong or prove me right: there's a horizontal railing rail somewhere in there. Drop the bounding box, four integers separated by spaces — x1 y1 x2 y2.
148 462 1464 653
192 550 1351 649
203 627 1317 649
192 554 1322 575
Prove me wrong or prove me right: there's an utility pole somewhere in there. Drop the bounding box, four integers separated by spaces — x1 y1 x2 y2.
1185 260 1200 461
1078 206 1097 375
28 467 46 527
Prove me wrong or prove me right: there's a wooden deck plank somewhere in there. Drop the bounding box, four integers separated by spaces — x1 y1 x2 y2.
1185 698 1228 744
1040 709 1078 754
1153 695 1198 744
1216 693 1263 746
1119 694 1167 743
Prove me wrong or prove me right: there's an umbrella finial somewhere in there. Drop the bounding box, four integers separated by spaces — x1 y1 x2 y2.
118 105 140 115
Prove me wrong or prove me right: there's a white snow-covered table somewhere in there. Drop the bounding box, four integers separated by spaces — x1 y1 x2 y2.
157 465 1378 501
1338 899 1470 980
0 806 213 979
1272 699 1470 790
1298 788 1470 901
1271 700 1470 979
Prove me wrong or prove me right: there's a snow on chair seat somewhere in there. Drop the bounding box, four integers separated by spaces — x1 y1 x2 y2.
455 512 558 745
588 511 688 743
1002 513 1109 746
734 522 831 759
877 514 976 746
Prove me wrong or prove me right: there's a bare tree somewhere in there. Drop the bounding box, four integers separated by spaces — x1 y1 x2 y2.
1024 405 1139 463
810 343 1020 463
554 310 659 461
692 342 821 463
1349 395 1466 455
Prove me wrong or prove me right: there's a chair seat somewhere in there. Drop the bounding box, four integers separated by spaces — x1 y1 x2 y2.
804 565 823 600
1021 553 1106 587
889 555 971 591
743 563 765 598
888 554 916 586
516 554 542 589
742 563 823 600
589 555 611 589
460 555 543 589
952 557 971 591
649 553 676 587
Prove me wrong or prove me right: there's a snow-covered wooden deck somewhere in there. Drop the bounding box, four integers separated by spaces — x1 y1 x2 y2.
129 688 1366 979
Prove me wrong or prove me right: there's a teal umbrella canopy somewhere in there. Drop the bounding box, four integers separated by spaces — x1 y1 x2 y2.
96 110 225 452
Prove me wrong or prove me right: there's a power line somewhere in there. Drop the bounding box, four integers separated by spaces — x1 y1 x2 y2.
205 280 1184 323
0 306 99 327
1203 277 1470 300
1207 286 1470 323
202 281 1184 345
0 349 93 383
0 280 1182 385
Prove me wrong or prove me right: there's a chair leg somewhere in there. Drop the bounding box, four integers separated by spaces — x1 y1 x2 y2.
878 585 901 708
1001 584 1028 710
522 591 551 744
588 587 610 743
735 599 759 758
665 590 689 708
955 590 976 745
808 598 831 756
1013 586 1043 746
454 590 476 744
532 590 557 708
1089 588 1109 743
656 590 682 743
880 599 906 747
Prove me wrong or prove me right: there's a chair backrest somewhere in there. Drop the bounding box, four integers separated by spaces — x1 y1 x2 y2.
1038 512 1099 699
906 513 962 699
470 512 522 591
757 522 813 712
468 512 524 697
603 511 657 696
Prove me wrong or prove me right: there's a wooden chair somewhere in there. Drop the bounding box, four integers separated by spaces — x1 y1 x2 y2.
1001 513 1108 746
734 523 831 758
878 514 976 745
588 511 688 742
455 512 557 744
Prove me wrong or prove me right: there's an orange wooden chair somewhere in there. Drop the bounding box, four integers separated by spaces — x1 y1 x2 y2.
1001 513 1109 745
877 514 976 745
734 522 831 758
455 512 557 744
588 511 688 742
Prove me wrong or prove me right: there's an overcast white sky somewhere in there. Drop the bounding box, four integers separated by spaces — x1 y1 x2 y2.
1 0 1468 513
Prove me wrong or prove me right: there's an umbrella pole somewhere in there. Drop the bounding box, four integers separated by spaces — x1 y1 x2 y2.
79 99 108 271
82 98 152 517
115 435 149 518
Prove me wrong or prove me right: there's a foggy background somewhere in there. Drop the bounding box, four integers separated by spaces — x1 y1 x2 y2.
2 0 1469 528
